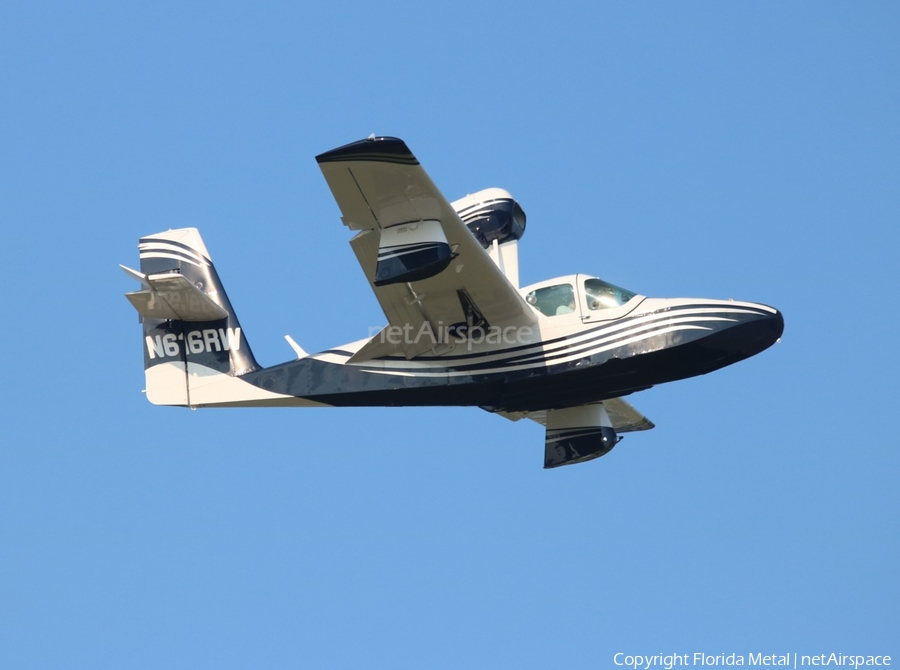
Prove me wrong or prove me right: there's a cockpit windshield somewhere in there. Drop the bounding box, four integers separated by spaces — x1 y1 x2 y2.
583 278 636 311
525 283 576 317
523 277 638 317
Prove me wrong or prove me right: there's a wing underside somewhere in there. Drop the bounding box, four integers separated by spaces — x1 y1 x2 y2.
493 397 656 434
316 137 536 360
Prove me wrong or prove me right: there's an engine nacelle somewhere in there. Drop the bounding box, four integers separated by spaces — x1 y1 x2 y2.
453 188 526 249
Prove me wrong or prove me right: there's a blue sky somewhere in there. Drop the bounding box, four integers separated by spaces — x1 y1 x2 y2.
1 2 897 668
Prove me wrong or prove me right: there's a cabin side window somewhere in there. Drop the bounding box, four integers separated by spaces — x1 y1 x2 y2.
525 283 576 317
584 278 636 311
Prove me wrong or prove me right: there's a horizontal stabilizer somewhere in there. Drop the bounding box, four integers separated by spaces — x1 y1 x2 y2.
122 266 228 322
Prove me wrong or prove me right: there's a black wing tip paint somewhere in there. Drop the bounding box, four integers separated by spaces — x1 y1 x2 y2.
315 136 419 166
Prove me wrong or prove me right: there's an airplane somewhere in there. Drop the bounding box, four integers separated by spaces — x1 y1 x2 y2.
122 136 784 468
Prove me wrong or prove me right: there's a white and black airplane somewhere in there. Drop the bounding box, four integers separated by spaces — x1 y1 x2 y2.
122 136 784 468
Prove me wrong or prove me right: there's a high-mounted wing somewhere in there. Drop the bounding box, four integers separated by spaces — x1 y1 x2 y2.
493 397 656 434
316 137 537 360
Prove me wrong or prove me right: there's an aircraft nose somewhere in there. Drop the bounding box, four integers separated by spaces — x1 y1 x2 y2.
731 303 784 357
754 304 784 340
703 302 784 366
771 308 785 340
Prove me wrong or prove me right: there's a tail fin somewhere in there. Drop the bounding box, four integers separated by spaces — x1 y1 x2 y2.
122 228 262 406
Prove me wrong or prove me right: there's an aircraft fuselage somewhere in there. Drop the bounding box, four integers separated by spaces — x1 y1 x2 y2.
238 295 783 412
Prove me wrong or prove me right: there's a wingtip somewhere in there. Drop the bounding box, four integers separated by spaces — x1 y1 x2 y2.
315 136 417 165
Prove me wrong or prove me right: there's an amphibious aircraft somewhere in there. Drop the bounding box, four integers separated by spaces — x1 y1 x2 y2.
122 136 784 468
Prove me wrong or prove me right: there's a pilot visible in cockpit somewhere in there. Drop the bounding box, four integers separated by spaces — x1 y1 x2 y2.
556 298 576 315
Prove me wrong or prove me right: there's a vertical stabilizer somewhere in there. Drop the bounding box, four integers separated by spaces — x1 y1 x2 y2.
123 228 261 406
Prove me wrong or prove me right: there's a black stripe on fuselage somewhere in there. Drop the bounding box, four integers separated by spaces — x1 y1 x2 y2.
350 304 772 374
369 302 770 364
